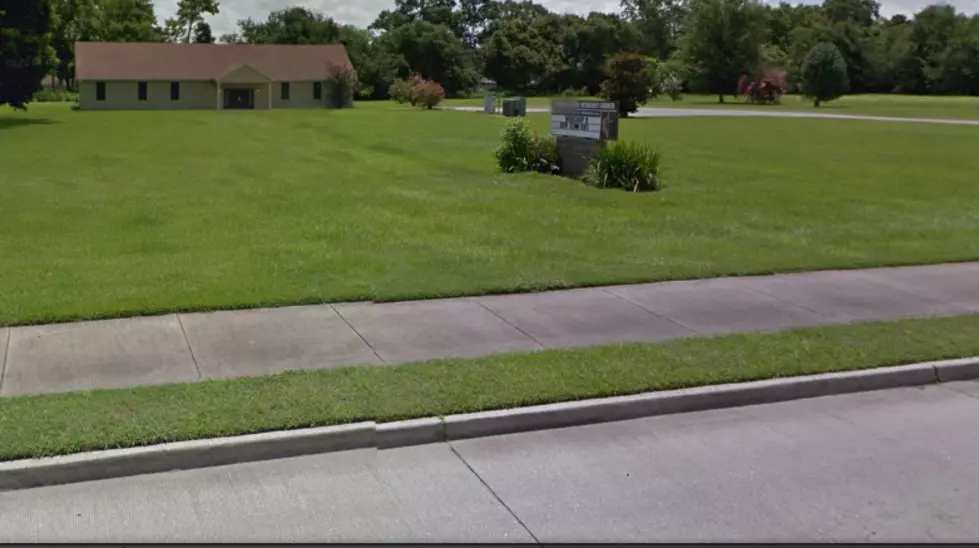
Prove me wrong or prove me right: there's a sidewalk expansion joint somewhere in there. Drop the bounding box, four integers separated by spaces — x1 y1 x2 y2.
175 314 202 380
332 305 387 365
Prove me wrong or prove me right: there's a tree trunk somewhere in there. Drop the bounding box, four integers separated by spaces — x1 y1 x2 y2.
718 94 724 104
814 98 821 107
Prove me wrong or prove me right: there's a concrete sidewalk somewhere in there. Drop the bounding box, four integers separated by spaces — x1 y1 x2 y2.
451 105 979 125
1 262 978 398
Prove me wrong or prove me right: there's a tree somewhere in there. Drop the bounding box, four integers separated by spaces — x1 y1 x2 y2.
165 0 218 43
822 0 879 27
621 0 689 60
482 18 561 93
371 0 463 38
679 0 768 103
193 21 214 43
930 17 979 96
1 0 54 109
50 0 99 89
482 0 551 42
99 0 160 42
599 53 656 116
375 20 478 96
800 41 849 106
236 7 340 44
562 13 642 94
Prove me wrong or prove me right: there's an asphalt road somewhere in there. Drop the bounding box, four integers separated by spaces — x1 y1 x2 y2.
4 381 979 542
452 105 979 125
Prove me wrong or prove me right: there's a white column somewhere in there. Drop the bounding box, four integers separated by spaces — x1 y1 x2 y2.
216 83 222 110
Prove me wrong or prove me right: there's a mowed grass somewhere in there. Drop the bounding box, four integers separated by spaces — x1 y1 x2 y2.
445 93 979 120
647 92 979 120
2 313 979 461
1 102 978 325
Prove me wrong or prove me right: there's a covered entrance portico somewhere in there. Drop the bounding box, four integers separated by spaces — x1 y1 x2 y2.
215 63 273 110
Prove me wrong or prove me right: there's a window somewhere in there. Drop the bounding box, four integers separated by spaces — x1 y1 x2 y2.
96 82 106 101
313 82 322 100
281 82 290 100
138 81 148 101
170 82 180 101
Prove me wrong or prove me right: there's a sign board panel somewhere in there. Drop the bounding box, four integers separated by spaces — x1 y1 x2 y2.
550 101 618 141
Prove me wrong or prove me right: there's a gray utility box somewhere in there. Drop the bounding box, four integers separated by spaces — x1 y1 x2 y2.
502 97 527 117
484 94 496 114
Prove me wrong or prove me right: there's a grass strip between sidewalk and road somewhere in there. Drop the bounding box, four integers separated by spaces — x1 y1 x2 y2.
3 313 979 461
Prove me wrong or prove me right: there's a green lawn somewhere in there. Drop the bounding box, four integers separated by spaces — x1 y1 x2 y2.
2 313 978 461
446 93 979 120
648 93 979 120
1 102 978 326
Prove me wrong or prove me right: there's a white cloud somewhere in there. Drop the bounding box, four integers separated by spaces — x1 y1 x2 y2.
154 0 979 38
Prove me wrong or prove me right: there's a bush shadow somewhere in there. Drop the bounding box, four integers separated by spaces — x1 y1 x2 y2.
0 118 59 130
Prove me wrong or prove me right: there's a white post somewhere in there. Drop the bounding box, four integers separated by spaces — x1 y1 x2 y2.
216 83 222 110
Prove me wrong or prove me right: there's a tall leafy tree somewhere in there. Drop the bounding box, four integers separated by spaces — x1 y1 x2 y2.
929 16 979 95
483 18 561 92
375 20 478 96
680 0 768 103
621 0 689 60
237 7 341 44
482 0 551 42
99 0 160 42
372 0 463 38
822 0 879 27
193 21 214 43
165 0 219 43
895 4 962 94
50 0 99 88
0 0 54 109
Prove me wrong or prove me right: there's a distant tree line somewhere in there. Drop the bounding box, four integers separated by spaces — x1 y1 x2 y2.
217 0 979 100
4 0 979 109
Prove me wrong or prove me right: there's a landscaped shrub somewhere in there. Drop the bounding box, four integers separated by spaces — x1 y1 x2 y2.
325 60 357 108
599 53 657 117
532 133 560 175
33 89 78 103
388 78 413 104
495 118 559 175
737 68 788 105
583 141 662 192
410 76 446 109
661 70 684 101
800 42 849 107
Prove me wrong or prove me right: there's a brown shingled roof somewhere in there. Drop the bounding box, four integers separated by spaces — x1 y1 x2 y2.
75 42 353 82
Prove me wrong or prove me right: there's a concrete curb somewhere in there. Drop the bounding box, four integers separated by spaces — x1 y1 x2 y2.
0 421 376 492
377 417 445 449
3 357 977 492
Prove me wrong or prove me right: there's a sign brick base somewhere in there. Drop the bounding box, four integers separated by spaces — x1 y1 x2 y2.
557 136 604 179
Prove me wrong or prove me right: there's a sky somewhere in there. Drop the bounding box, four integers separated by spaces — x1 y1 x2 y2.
154 0 978 38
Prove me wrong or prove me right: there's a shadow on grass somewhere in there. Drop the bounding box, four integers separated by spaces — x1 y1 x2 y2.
0 118 59 130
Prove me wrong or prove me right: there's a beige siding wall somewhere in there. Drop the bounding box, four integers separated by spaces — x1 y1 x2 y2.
78 80 330 110
272 81 327 109
79 80 217 110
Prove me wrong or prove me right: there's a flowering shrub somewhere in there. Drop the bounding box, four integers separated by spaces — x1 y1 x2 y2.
737 68 788 105
388 78 413 104
409 75 446 109
325 60 357 108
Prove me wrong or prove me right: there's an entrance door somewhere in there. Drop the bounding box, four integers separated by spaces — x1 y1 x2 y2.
223 88 254 109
